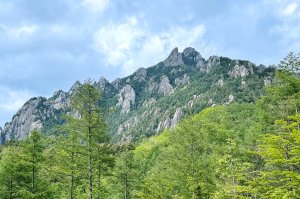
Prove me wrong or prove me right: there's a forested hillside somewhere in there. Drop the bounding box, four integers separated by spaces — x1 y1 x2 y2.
0 53 299 198
1 47 274 144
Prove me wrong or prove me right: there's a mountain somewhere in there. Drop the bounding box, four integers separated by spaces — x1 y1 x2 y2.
0 47 274 144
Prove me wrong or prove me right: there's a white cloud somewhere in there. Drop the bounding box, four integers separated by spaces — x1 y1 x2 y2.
280 2 298 16
93 17 145 67
50 24 65 34
0 86 35 113
0 24 38 39
93 17 207 75
82 0 109 13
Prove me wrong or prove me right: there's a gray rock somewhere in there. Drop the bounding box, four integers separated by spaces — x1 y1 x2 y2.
0 127 4 145
164 47 184 67
228 60 254 78
133 68 147 82
204 56 220 72
227 95 235 104
156 117 172 133
264 78 271 86
175 74 190 86
112 78 121 90
94 76 109 90
196 59 206 70
182 47 203 65
48 90 69 110
217 78 224 86
69 80 81 94
4 97 48 141
148 77 159 93
142 98 156 107
158 75 174 95
171 108 184 127
116 85 136 114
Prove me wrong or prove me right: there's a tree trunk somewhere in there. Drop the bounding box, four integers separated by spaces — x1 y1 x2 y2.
97 164 101 199
88 126 93 199
9 177 13 199
124 173 129 199
32 149 36 196
70 154 74 199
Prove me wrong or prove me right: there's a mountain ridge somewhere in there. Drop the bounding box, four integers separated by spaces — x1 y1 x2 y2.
0 47 274 144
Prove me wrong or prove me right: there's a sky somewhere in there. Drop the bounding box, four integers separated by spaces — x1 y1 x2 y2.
0 0 300 127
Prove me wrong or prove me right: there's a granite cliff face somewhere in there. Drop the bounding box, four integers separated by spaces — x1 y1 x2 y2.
0 47 275 144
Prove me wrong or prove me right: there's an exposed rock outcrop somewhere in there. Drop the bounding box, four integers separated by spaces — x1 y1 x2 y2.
158 75 174 95
4 97 48 141
164 47 184 67
94 76 109 91
227 95 235 104
142 98 156 107
182 47 203 65
112 78 121 90
69 81 81 94
48 90 69 110
116 85 136 114
175 74 190 86
217 78 224 86
171 108 184 127
157 117 172 133
133 68 147 82
264 78 272 86
204 56 220 72
0 127 4 145
229 61 254 78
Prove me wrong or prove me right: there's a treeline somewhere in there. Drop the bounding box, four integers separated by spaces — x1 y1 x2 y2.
0 54 300 198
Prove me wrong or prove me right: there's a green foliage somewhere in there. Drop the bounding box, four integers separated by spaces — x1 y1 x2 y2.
278 52 300 74
245 114 300 198
0 131 57 199
1 53 300 198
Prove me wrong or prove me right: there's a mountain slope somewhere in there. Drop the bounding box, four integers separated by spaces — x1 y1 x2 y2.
0 47 274 144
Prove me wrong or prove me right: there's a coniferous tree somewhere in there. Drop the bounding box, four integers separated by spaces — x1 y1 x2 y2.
70 80 111 199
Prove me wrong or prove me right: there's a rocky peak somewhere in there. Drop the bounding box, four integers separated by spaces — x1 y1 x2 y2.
182 47 203 65
48 90 69 110
69 80 81 94
112 78 121 90
164 47 184 67
4 97 48 141
133 68 147 82
95 76 109 90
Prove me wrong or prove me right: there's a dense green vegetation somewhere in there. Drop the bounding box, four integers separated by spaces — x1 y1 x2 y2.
0 54 299 198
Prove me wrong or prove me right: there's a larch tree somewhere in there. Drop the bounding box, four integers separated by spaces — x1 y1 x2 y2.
70 80 110 199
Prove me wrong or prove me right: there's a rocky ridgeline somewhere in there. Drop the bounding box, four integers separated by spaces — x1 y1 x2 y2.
0 47 274 144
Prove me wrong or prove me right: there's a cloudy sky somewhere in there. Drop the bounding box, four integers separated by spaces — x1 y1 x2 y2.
0 0 300 127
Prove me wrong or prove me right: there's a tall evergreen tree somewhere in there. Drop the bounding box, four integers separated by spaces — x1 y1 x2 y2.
70 80 110 199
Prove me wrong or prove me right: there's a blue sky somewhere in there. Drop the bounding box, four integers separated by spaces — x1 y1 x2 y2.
0 0 300 127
